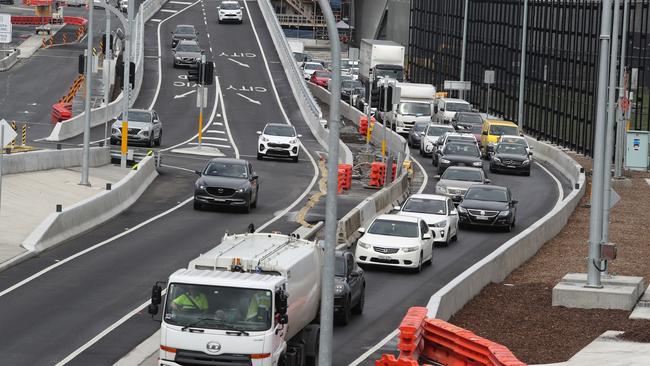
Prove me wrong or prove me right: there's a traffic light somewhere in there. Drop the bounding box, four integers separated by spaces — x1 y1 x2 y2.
203 61 214 85
101 34 114 54
187 61 215 85
78 54 85 74
370 87 380 107
379 85 398 112
116 61 136 89
187 63 201 83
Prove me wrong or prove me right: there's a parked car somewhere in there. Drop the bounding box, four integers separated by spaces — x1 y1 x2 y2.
257 123 301 162
355 214 434 272
172 40 202 67
171 24 198 48
457 185 518 232
480 119 520 157
302 62 324 80
433 132 479 166
420 124 455 157
395 194 459 246
489 143 532 176
334 250 365 325
110 109 162 147
310 70 332 87
193 158 259 213
217 0 243 23
436 141 483 174
434 166 490 204
407 121 429 149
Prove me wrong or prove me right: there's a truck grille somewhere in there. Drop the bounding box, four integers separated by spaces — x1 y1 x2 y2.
175 350 252 366
206 187 235 196
128 128 140 135
467 209 498 217
373 246 399 254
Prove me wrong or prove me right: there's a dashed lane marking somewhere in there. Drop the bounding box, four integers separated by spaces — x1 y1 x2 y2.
150 18 162 22
160 8 178 13
202 136 228 141
189 142 231 149
169 0 192 4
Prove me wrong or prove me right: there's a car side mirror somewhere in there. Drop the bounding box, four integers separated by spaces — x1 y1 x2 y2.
357 227 366 234
298 134 303 138
195 170 202 176
251 174 258 180
216 6 220 9
201 50 205 54
482 131 488 135
419 132 425 136
422 232 432 240
528 151 533 156
484 178 491 184
433 175 441 180
256 131 262 135
393 205 400 211
529 146 534 150
240 7 244 10
440 108 445 112
511 200 519 205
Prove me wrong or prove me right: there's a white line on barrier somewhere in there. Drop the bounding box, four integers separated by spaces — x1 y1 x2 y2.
348 329 399 366
215 76 239 159
411 157 428 195
159 8 178 13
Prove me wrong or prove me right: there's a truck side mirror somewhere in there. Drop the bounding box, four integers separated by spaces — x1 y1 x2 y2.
148 303 159 316
151 284 162 305
279 314 289 325
275 290 289 316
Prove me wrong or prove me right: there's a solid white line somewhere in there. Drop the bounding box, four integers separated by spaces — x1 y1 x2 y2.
150 0 203 111
243 0 319 232
348 329 399 366
189 142 231 148
215 76 240 159
202 136 228 141
227 57 250 68
160 164 197 173
169 0 192 4
173 89 196 99
235 92 261 105
160 8 178 13
150 18 162 22
411 155 428 194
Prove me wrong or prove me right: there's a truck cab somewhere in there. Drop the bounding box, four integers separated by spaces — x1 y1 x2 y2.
387 82 435 134
433 98 471 124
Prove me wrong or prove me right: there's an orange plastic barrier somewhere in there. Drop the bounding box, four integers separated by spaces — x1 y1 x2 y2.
51 102 72 123
11 15 88 26
337 167 346 194
377 307 527 366
339 164 352 190
359 115 376 135
368 162 386 187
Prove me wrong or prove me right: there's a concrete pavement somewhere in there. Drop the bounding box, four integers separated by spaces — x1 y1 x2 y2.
0 164 129 269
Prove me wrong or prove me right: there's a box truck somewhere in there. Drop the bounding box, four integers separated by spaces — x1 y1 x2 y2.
386 82 436 134
358 39 405 88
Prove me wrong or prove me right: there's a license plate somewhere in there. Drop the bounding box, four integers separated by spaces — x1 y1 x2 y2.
378 255 392 260
475 215 489 220
506 165 516 168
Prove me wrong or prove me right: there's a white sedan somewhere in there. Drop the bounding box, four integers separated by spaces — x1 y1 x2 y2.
420 124 455 157
302 62 324 80
395 194 459 246
257 123 301 162
355 214 434 272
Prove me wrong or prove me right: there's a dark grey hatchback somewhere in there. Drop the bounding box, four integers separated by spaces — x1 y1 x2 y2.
194 158 259 213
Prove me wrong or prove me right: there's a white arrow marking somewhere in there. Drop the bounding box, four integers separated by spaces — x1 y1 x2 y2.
174 89 196 99
236 93 261 105
227 58 250 68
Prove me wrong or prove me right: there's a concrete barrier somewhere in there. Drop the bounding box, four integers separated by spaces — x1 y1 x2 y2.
0 48 20 72
426 138 586 321
1 147 109 175
22 155 158 253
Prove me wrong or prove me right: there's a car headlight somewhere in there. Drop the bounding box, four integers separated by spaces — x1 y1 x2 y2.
401 246 419 253
260 136 269 143
458 206 468 213
522 159 530 165
436 185 447 194
472 161 483 167
493 157 501 163
498 210 511 217
357 240 370 249
138 130 149 136
440 158 451 164
198 184 206 190
111 127 119 135
289 138 298 144
174 54 181 59
236 188 245 193
431 221 447 228
335 284 346 295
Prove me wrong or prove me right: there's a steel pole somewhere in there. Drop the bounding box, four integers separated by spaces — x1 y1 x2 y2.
104 7 111 145
80 0 94 186
602 0 621 250
0 124 4 212
587 0 613 288
198 54 205 149
615 0 630 177
364 70 373 149
459 0 469 100
517 0 529 130
316 0 340 365
121 0 133 168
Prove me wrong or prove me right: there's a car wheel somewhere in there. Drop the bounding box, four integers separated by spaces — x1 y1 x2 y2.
244 194 252 213
419 148 423 156
413 252 423 273
251 187 258 208
257 152 263 160
489 166 495 173
193 200 202 210
335 298 352 325
155 131 162 146
443 234 450 247
292 155 299 163
146 134 154 147
452 226 458 242
352 286 365 314
524 170 531 176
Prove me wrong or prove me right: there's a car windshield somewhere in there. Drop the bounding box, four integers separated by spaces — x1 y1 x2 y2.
465 187 508 202
176 42 201 52
264 125 295 137
334 256 346 277
220 2 239 9
413 122 429 133
427 126 454 136
490 124 519 136
398 102 431 116
367 219 418 238
496 144 527 155
458 113 482 124
314 71 331 78
118 111 151 122
402 198 447 215
203 162 248 179
305 63 323 71
164 283 272 332
445 102 471 112
442 168 483 182
468 124 482 134
444 143 479 157
175 26 195 34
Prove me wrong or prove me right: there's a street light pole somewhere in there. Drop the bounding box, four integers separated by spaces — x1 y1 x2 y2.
517 0 529 130
104 7 111 145
615 0 630 177
121 0 134 169
459 0 469 100
587 0 614 288
80 0 94 186
316 0 340 365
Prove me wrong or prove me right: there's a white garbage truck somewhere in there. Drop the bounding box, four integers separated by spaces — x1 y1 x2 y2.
386 82 436 134
148 232 325 366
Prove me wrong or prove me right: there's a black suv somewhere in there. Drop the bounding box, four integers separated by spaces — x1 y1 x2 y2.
171 24 198 48
436 141 483 174
334 251 365 325
457 185 518 232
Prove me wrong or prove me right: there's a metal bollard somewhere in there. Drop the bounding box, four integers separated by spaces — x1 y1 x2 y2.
57 144 62 150
56 204 63 212
21 124 27 146
106 183 112 190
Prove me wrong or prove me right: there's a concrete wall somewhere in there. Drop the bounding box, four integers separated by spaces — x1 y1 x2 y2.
384 0 410 48
0 49 20 72
426 138 586 320
353 0 388 43
1 147 110 175
352 0 408 49
22 155 158 253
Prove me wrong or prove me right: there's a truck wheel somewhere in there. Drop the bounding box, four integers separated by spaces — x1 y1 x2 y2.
335 298 351 325
352 285 365 314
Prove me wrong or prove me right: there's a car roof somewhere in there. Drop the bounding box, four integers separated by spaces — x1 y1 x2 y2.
428 124 454 129
406 194 448 202
207 157 248 165
374 214 421 223
177 39 199 45
500 134 525 140
265 123 294 128
469 184 507 191
485 119 518 126
175 24 195 29
443 166 483 172
221 0 238 3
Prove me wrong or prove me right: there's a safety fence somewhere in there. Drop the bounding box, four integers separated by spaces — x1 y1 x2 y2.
10 15 88 26
376 307 526 366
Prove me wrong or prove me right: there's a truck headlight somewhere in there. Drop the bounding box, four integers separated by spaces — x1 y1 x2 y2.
440 158 450 164
335 284 346 295
401 246 419 253
357 241 370 249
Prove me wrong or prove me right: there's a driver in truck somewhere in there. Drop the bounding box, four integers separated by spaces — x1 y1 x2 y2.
171 286 209 312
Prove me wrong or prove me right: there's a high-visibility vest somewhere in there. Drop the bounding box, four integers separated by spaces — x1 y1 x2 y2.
246 293 271 320
173 293 209 310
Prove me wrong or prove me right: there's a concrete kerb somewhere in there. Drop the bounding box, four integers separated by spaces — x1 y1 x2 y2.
426 138 586 321
22 155 158 253
0 48 20 72
1 147 109 175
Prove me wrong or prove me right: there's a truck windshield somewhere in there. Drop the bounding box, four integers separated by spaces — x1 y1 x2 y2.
398 102 431 116
164 283 273 332
445 102 471 112
375 69 404 81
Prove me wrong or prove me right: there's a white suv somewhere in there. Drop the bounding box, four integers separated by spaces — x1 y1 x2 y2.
218 1 243 23
395 194 459 247
257 123 301 162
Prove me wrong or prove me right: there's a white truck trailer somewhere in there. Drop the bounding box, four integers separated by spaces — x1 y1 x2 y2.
358 39 405 88
149 232 323 366
386 82 436 134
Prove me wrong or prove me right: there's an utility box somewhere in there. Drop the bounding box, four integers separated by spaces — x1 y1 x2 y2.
625 130 648 171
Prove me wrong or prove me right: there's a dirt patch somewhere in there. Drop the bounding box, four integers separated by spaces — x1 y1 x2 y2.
449 150 650 364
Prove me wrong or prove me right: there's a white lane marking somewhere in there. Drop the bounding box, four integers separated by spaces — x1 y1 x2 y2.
161 164 197 173
210 47 213 53
150 0 203 111
169 0 192 4
189 142 231 148
348 329 399 366
150 18 162 22
160 8 178 13
534 161 563 209
235 92 261 105
206 32 210 37
411 156 428 194
243 0 319 232
0 198 192 300
227 58 250 68
213 121 223 125
206 130 225 134
161 75 220 152
215 76 240 159
173 89 197 99
202 136 228 141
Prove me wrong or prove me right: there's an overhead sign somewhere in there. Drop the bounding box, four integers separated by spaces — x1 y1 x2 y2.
0 13 11 44
444 80 471 91
484 70 495 84
0 119 17 147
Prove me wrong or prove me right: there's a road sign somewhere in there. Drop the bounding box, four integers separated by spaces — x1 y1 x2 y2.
484 70 495 84
444 80 471 91
0 13 12 44
0 119 17 147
